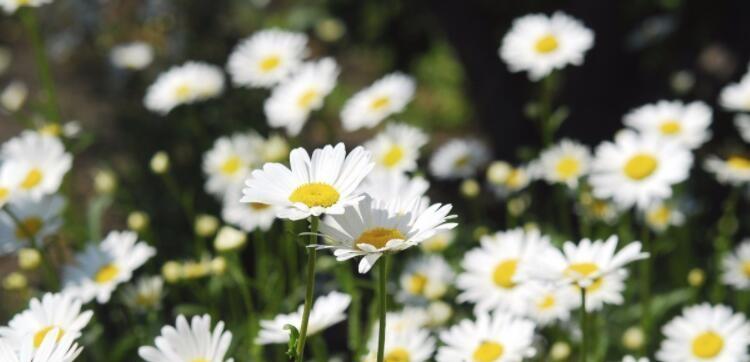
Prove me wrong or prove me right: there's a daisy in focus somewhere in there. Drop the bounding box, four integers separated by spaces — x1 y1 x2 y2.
144 61 224 115
0 195 64 253
241 143 373 220
62 230 156 303
719 73 750 112
226 29 308 88
436 311 537 362
255 291 350 344
704 155 750 186
340 73 416 131
2 131 72 200
138 314 233 362
499 12 594 80
398 255 455 302
0 328 83 362
110 41 154 70
0 0 52 14
656 303 750 362
222 186 278 233
429 138 490 180
623 100 712 149
202 131 263 198
721 239 750 290
363 326 435 362
535 139 590 188
364 122 428 173
264 58 339 136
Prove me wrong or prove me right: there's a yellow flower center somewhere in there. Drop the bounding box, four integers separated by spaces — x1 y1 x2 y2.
174 83 192 101
297 89 319 109
258 55 281 73
33 326 63 348
727 156 750 170
384 348 411 362
288 183 340 208
381 145 405 168
356 227 405 249
0 187 8 201
407 273 428 295
647 205 671 227
454 155 470 168
535 34 559 54
538 294 556 310
555 156 580 179
38 123 61 136
492 259 518 289
220 156 242 175
506 169 524 188
191 359 210 362
742 261 750 278
623 153 658 180
21 168 44 190
566 262 604 292
472 341 504 362
15 217 42 239
660 120 682 135
249 202 271 211
95 264 120 284
691 331 724 358
370 96 391 111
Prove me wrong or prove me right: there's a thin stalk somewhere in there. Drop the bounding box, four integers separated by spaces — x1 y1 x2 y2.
295 216 319 362
20 8 60 123
640 225 652 347
377 255 389 362
580 288 588 362
712 188 739 302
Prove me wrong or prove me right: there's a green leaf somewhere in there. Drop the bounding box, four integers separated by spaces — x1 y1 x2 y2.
284 324 301 360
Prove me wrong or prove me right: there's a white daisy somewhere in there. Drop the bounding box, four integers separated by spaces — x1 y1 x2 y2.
734 114 750 143
487 161 532 197
0 329 83 362
643 201 685 233
523 282 577 327
0 160 22 208
704 155 750 186
62 230 156 304
340 73 416 131
0 195 64 254
623 357 649 362
456 228 552 316
719 73 750 112
255 291 350 344
656 303 750 362
264 58 339 136
0 0 52 14
363 327 435 362
623 100 712 149
398 255 455 302
535 139 591 188
122 275 164 311
429 138 490 180
315 194 456 273
2 131 72 200
721 239 750 290
226 29 308 88
499 12 594 80
138 314 233 362
420 229 456 253
221 186 278 233
589 130 692 209
357 170 429 211
144 61 224 115
383 307 431 334
202 131 263 199
364 122 428 173
110 41 154 70
436 311 537 362
241 143 373 220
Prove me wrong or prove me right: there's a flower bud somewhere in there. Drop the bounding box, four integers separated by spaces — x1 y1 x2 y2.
214 226 247 251
195 214 219 237
150 151 169 174
127 211 149 232
18 248 41 270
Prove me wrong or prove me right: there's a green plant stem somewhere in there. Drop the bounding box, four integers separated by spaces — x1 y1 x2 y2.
377 255 389 362
295 216 319 362
580 288 588 362
20 8 60 123
712 188 739 302
640 225 652 348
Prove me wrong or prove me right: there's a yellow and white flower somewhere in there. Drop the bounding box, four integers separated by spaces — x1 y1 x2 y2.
144 61 224 115
643 201 685 233
341 73 416 131
499 12 594 80
138 314 233 362
2 131 72 200
241 143 373 220
222 186 278 233
656 304 750 362
202 131 264 198
62 230 156 304
704 155 750 186
110 41 154 70
399 255 455 301
487 161 532 197
429 138 490 180
363 326 435 362
721 239 750 290
720 73 750 112
364 122 428 173
590 130 692 209
436 311 537 362
256 291 350 344
264 58 339 136
122 276 164 311
0 329 83 362
0 0 52 14
535 139 591 188
227 29 308 88
420 229 456 253
523 282 577 327
623 100 712 149
0 195 64 254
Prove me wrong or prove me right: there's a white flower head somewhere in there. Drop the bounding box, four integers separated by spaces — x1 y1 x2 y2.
623 100 712 149
110 41 154 70
363 326 435 362
437 311 537 362
429 138 490 180
2 131 72 200
256 291 350 344
398 255 455 302
722 239 750 290
222 185 278 233
487 161 532 198
643 201 685 233
138 314 233 362
536 139 591 188
704 155 750 186
202 131 264 199
734 114 750 144
227 29 308 88
364 122 428 173
122 275 164 311
720 73 750 112
0 195 64 254
0 329 83 362
523 282 578 327
144 61 224 115
0 0 52 14
341 73 416 131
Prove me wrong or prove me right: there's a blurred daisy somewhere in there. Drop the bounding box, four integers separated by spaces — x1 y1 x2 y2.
457 228 551 315
420 229 456 253
264 58 339 136
0 195 64 253
487 161 532 197
363 327 435 362
384 307 431 334
357 171 429 210
0 292 92 350
122 276 164 311
721 239 750 290
256 291 350 344
576 191 620 225
315 195 456 273
0 0 52 14
429 138 490 180
623 100 712 149
719 73 750 112
2 131 72 200
259 134 290 163
110 42 154 70
63 230 156 304
656 304 750 362
0 328 83 362
0 160 21 208
341 73 416 131
1 81 27 111
499 12 594 80
226 29 308 88
643 201 685 233
704 155 750 186
523 282 577 326
139 314 233 362
398 255 455 302
536 139 591 188
364 122 428 173
144 61 224 115
436 311 537 362
735 114 750 144
222 186 278 233
623 357 649 362
590 130 692 209
202 132 263 199
241 143 373 220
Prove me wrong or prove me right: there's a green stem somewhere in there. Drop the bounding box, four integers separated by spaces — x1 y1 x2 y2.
377 255 389 362
20 8 60 123
640 225 652 349
295 216 319 362
712 188 739 302
580 288 588 362
229 253 256 355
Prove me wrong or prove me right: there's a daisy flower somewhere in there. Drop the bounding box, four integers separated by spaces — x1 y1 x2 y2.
576 191 621 225
656 303 750 362
429 138 490 180
721 239 750 290
0 329 83 362
589 130 692 209
436 311 537 362
340 73 416 131
643 201 685 233
499 12 594 80
364 122 428 173
226 29 308 88
0 160 22 208
363 327 435 362
0 292 92 350
202 132 263 199
0 0 52 14
398 255 455 302
255 291 350 344
264 58 339 136
383 307 431 334
456 228 552 316
122 276 164 311
535 139 591 188
222 186 278 233
623 357 649 362
144 61 224 115
0 195 64 253
420 229 456 253
315 194 456 273
719 73 750 112
138 314 233 362
357 170 429 210
704 155 750 186
486 161 532 197
2 131 72 200
734 114 750 144
523 282 578 326
623 100 712 149
110 41 154 70
241 143 373 220
62 230 156 304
